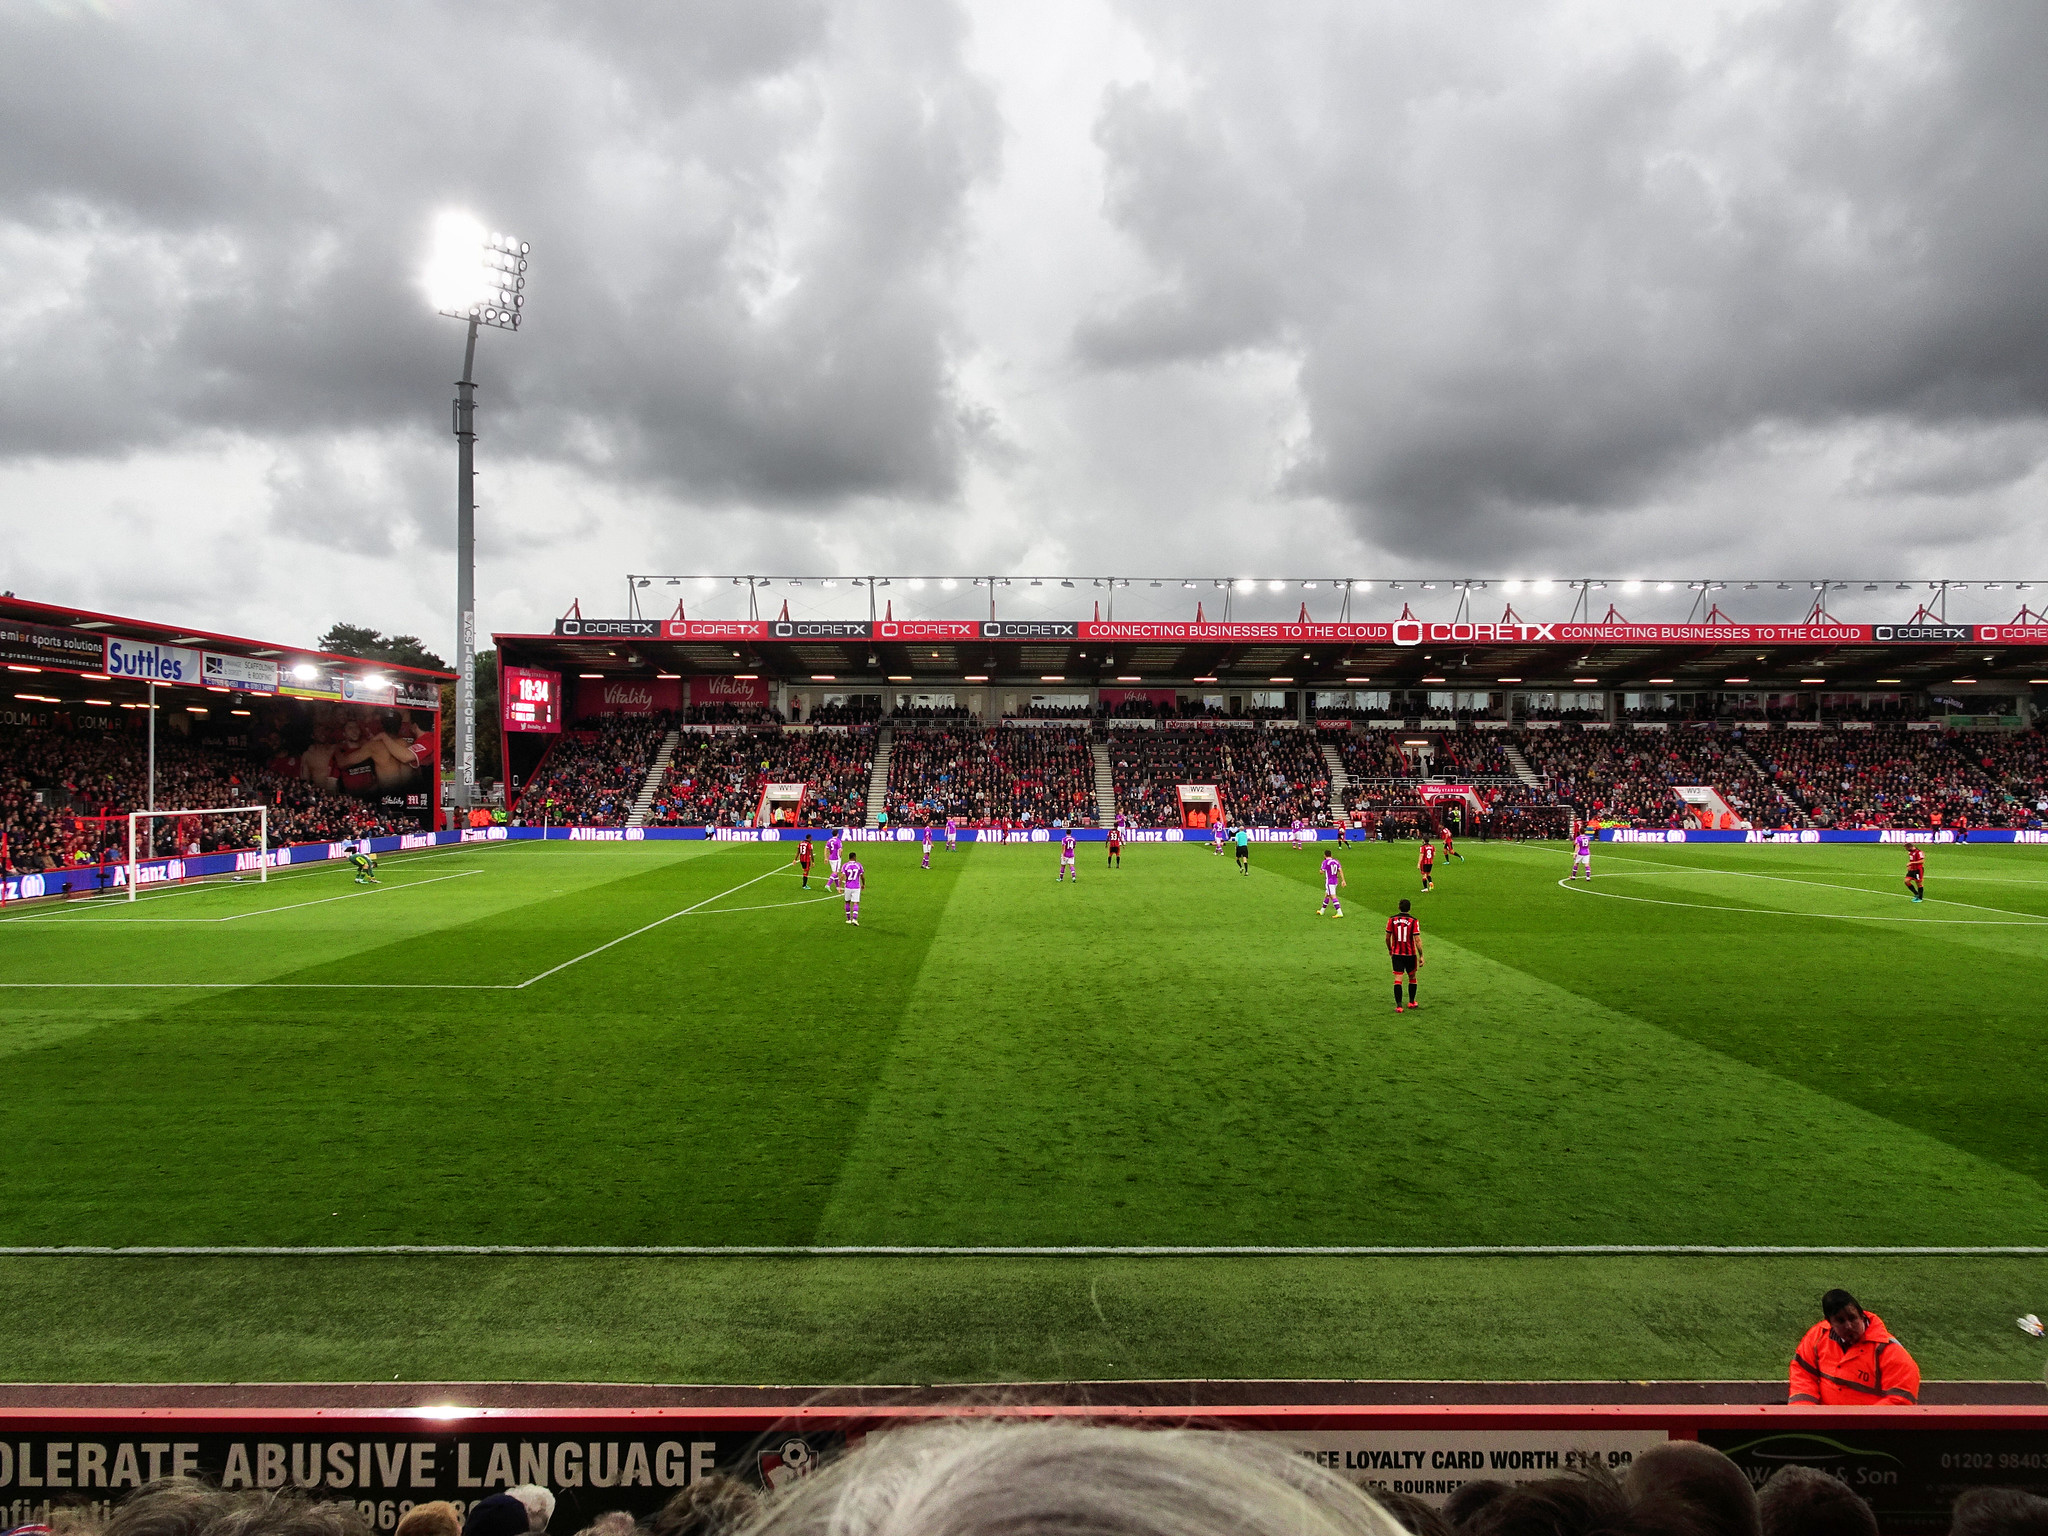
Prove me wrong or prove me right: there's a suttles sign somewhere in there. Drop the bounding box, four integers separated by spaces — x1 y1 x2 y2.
104 637 201 684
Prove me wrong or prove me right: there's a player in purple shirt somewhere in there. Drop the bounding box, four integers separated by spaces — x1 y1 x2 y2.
1318 851 1346 917
945 815 958 852
826 830 844 891
921 824 933 869
1291 817 1305 851
1571 829 1592 880
841 856 865 924
1057 830 1078 882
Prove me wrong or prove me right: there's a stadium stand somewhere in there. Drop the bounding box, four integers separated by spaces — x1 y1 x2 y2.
885 724 1096 827
1516 726 1798 827
1742 725 2020 828
644 727 875 827
1107 727 1325 825
0 725 406 873
519 714 675 825
1334 732 1411 784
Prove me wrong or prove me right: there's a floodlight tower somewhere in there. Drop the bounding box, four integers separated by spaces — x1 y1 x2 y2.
428 214 530 819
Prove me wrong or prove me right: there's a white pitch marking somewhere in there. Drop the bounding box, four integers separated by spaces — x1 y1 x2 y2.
216 869 483 920
1587 853 2048 922
0 870 486 925
1557 877 2048 926
0 859 819 988
513 862 793 988
0 843 505 921
2 1244 2044 1257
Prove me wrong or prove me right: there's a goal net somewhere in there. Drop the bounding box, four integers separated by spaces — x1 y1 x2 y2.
127 805 269 901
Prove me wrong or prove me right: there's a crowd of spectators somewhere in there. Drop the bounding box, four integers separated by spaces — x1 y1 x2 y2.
1517 727 1795 827
1948 727 2048 812
682 703 780 725
0 725 406 872
1434 732 1517 779
1109 727 1326 825
885 724 1096 826
1742 726 2021 828
646 728 875 827
1335 733 1412 783
802 699 882 725
519 715 674 825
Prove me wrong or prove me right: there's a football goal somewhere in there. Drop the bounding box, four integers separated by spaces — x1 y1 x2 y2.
127 804 269 901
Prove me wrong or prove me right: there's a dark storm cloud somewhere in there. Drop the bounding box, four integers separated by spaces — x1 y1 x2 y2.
1080 0 2048 558
0 0 994 502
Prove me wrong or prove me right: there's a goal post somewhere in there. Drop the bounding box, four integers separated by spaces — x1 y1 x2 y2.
127 805 269 901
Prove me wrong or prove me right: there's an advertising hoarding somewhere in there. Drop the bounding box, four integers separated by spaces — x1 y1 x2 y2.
0 621 107 672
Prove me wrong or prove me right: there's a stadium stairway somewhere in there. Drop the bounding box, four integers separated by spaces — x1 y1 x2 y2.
1320 741 1348 816
1503 740 1544 789
625 729 680 829
863 726 893 828
1091 738 1116 825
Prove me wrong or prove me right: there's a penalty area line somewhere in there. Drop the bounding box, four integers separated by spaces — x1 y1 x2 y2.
3 1244 2045 1258
1556 877 2048 926
0 867 817 989
511 862 797 988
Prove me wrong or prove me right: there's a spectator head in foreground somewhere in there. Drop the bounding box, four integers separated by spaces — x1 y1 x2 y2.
394 1506 464 1536
463 1496 536 1536
1787 1289 1920 1405
101 1482 372 1536
646 1476 759 1536
733 1421 1405 1536
1366 1488 1453 1536
1624 1443 1759 1536
1949 1487 2048 1536
101 1480 224 1536
1442 1481 1513 1529
506 1488 555 1533
1756 1467 1877 1536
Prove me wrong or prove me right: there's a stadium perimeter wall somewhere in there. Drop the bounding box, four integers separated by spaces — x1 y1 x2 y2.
8 824 2047 903
0 1404 2043 1533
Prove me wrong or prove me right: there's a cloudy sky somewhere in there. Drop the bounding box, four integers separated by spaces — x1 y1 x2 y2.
4 0 2047 651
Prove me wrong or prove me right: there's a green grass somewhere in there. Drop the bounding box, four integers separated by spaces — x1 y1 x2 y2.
2 836 2046 1381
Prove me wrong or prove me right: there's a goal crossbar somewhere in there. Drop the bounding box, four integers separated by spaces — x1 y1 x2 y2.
127 805 269 901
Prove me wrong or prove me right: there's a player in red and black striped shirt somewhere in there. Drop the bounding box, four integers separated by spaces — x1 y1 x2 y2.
1905 843 1925 903
1386 898 1424 1012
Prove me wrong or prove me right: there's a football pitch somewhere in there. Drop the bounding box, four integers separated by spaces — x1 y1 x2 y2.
2 835 2046 1386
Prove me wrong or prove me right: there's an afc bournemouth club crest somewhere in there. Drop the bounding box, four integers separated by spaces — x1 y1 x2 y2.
760 1437 819 1490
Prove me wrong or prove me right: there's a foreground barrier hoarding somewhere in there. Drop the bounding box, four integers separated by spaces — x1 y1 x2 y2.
0 1406 2041 1533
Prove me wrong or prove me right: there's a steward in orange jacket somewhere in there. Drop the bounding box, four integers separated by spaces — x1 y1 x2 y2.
1789 1291 1920 1405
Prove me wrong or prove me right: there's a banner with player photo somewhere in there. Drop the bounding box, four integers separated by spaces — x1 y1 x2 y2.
255 698 439 811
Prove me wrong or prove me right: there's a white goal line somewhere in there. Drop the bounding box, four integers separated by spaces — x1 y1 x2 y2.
1 1244 2042 1258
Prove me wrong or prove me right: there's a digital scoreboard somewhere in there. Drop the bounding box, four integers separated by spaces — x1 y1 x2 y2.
501 666 562 733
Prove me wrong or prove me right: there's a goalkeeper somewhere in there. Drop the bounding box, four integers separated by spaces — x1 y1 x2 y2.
345 839 379 884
